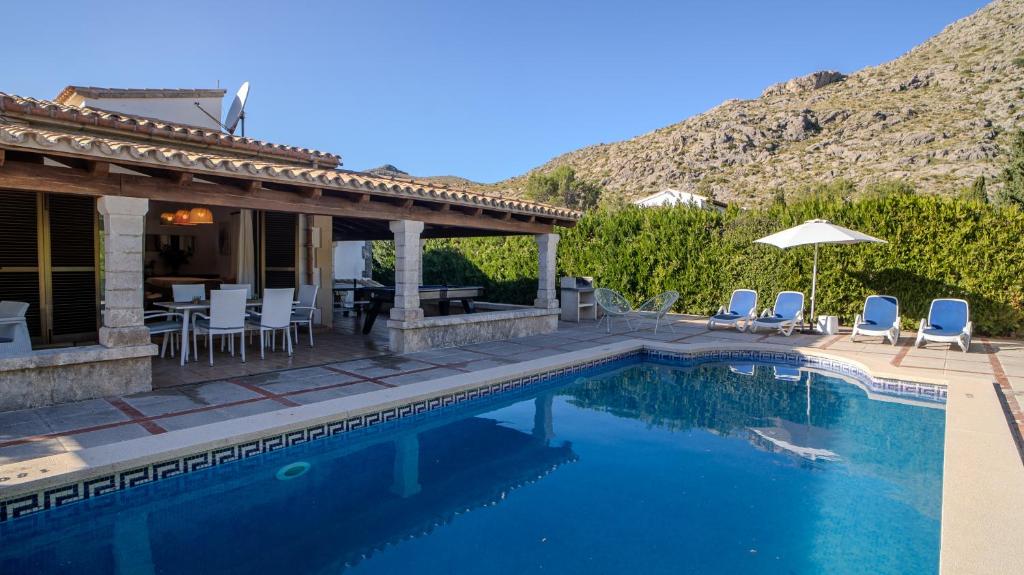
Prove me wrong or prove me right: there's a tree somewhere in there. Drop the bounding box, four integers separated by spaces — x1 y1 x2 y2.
996 130 1024 207
523 165 603 211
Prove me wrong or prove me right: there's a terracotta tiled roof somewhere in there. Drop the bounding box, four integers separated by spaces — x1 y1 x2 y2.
54 86 227 103
0 92 340 168
0 100 581 221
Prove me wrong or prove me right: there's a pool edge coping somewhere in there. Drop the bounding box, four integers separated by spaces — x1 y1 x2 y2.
1 339 1021 573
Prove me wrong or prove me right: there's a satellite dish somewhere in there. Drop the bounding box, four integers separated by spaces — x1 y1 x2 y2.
224 81 250 136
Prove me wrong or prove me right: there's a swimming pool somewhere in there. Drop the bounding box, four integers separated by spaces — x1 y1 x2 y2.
0 357 945 574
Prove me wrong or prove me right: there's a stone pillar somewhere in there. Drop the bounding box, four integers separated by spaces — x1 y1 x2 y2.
533 392 554 444
98 196 150 348
534 233 560 309
312 215 334 328
390 434 422 498
389 220 424 322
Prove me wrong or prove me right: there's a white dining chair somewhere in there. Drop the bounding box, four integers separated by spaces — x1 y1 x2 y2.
220 283 253 298
291 284 319 348
172 284 206 303
191 289 248 366
248 288 295 359
145 309 184 358
0 301 32 357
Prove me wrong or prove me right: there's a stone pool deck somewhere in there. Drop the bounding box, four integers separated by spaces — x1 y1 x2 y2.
1 314 1021 466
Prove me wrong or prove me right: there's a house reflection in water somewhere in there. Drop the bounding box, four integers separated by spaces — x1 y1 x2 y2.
1 395 576 574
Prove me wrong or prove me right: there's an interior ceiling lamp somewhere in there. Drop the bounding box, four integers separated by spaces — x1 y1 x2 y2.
189 207 214 224
173 209 194 226
159 212 176 225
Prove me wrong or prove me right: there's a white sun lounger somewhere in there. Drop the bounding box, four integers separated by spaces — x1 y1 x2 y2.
750 291 804 337
707 289 758 332
915 298 972 353
851 295 901 345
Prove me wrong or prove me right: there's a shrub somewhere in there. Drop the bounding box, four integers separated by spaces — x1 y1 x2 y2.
373 192 1024 336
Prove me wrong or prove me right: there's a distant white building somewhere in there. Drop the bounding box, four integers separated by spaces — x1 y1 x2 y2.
633 189 727 211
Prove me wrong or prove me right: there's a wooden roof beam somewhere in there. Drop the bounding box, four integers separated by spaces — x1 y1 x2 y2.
0 160 557 235
121 164 193 186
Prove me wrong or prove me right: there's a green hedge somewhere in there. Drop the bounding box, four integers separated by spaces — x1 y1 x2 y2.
373 193 1024 336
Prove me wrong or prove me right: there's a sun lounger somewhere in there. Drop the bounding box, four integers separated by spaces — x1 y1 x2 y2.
707 289 758 332
914 298 972 353
750 291 804 336
850 295 900 345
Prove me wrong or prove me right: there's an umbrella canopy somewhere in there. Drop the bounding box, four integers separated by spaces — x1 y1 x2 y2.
755 219 886 249
754 219 886 325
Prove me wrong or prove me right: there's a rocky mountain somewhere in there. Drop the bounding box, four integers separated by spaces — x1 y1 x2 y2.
489 0 1024 205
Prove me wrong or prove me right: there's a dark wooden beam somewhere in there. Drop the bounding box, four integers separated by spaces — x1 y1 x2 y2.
355 193 370 204
87 161 110 177
435 203 451 212
174 172 193 186
244 180 261 194
0 160 557 235
399 198 414 209
0 149 5 168
303 187 323 200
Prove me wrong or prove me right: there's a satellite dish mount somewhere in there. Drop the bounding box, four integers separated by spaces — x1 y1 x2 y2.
194 81 250 136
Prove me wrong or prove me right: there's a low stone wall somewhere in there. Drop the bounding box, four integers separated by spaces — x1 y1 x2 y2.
388 308 560 354
0 344 156 411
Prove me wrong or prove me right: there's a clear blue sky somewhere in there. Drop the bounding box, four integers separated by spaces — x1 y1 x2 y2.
5 0 989 183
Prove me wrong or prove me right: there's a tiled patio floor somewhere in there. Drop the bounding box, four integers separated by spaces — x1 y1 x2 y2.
1 314 1021 466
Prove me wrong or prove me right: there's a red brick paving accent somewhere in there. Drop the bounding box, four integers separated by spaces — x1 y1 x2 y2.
107 398 167 435
321 366 399 387
982 339 1024 462
890 342 913 367
0 367 427 450
230 380 301 407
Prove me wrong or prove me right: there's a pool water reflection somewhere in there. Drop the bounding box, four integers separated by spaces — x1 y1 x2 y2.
1 359 945 574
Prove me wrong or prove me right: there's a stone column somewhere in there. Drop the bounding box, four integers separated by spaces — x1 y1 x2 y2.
534 233 560 309
389 220 424 322
98 196 150 348
533 392 554 444
390 434 422 498
312 215 334 328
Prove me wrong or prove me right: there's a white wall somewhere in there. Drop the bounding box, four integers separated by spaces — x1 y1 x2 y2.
79 96 223 130
333 241 367 280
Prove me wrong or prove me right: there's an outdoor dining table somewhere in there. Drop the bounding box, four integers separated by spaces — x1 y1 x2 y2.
154 299 261 366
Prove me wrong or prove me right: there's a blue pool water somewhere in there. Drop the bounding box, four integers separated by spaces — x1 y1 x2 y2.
0 359 946 574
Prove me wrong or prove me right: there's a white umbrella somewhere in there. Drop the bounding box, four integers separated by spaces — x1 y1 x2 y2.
755 219 886 323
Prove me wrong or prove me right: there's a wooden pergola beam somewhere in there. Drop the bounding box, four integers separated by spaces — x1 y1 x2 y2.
0 160 560 234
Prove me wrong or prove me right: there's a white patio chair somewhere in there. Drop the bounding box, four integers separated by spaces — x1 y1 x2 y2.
634 291 679 333
851 295 901 345
145 310 184 358
595 288 634 333
172 284 206 303
750 291 805 336
218 282 251 296
707 289 758 332
0 301 32 357
915 298 972 353
248 288 295 359
191 289 248 366
291 284 319 348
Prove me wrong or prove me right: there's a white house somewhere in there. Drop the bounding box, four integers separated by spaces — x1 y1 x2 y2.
633 189 727 211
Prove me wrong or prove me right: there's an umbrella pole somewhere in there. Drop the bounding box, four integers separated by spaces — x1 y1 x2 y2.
810 243 818 331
